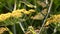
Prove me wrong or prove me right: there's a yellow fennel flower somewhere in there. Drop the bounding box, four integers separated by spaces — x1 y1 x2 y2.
12 10 22 18
18 9 27 12
29 9 35 12
28 26 36 34
23 11 31 15
13 9 27 13
5 13 11 18
45 14 60 26
0 15 3 21
0 13 11 21
0 27 7 34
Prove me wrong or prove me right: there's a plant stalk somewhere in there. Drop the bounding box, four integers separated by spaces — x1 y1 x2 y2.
39 0 53 34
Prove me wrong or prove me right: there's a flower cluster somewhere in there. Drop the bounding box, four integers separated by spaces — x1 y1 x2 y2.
45 14 60 26
0 13 11 21
0 27 7 34
0 9 35 22
27 26 36 34
12 9 35 17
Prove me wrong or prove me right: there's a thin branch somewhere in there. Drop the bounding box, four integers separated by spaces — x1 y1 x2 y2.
52 27 57 34
5 27 13 34
13 0 16 11
45 0 48 4
52 23 58 34
19 22 25 33
13 0 17 34
39 0 53 34
13 24 16 34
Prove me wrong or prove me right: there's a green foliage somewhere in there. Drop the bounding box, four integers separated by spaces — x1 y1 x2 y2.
51 0 60 15
0 0 60 34
53 0 60 6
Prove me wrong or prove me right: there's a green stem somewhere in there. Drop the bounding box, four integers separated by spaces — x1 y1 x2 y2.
19 22 25 33
13 24 16 34
39 0 53 34
6 27 13 34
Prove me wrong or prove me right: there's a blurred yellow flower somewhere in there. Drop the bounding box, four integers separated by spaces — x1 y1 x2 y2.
0 9 35 22
12 10 22 18
18 9 27 12
0 13 11 21
0 27 7 34
29 9 35 12
12 9 35 15
12 9 26 13
45 14 60 26
28 26 36 34
23 11 31 15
